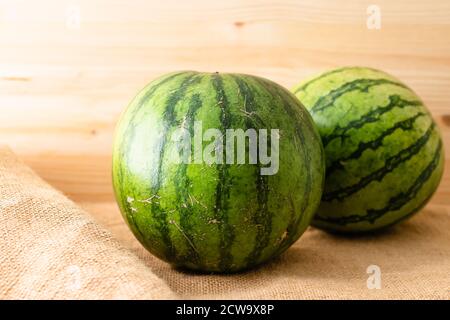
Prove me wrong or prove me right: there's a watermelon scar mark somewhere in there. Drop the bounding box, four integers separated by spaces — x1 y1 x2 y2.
138 195 160 204
187 193 208 209
168 219 199 255
127 195 163 212
126 196 138 213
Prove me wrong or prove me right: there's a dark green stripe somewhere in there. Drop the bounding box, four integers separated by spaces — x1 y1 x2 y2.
373 180 440 231
282 114 312 246
293 67 368 94
246 174 271 265
117 72 187 207
211 73 234 271
254 77 313 248
174 93 203 264
150 73 200 261
116 72 191 259
121 72 189 149
324 122 435 201
273 79 320 144
316 139 442 225
262 76 322 149
322 95 423 146
326 112 427 178
136 72 188 112
119 72 190 196
153 73 201 191
233 76 272 266
253 77 303 152
310 78 407 114
233 76 265 127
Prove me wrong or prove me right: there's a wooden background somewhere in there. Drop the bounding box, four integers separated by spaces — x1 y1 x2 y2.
1 0 449 240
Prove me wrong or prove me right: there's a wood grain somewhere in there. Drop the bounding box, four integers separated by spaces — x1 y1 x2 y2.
1 0 449 220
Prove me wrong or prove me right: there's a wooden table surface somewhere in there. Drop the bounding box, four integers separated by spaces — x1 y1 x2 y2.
1 0 449 246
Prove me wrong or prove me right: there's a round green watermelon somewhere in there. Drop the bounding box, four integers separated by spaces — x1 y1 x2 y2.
292 67 445 233
113 71 325 272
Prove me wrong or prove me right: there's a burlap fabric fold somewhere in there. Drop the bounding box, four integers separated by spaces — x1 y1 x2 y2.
1 147 449 299
0 147 176 299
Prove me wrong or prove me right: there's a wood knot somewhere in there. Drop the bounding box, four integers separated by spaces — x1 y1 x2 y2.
1 76 30 82
441 114 450 127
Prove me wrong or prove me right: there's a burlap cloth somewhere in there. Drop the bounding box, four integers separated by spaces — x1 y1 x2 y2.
1 147 449 299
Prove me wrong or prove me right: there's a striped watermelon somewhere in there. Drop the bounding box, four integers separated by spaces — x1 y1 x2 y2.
292 67 444 233
113 71 325 272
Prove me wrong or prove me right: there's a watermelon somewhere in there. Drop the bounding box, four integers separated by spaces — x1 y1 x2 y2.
292 67 445 233
112 71 325 272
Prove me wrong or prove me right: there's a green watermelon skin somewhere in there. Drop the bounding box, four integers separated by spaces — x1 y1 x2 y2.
292 67 445 233
113 71 325 272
